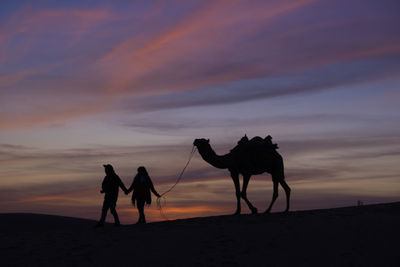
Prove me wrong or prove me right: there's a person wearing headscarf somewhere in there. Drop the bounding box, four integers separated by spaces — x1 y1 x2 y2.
127 166 160 224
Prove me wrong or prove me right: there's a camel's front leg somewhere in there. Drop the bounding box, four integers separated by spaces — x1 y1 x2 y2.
241 174 258 214
230 171 241 215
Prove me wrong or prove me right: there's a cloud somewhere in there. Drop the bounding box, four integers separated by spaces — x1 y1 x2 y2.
1 129 400 220
2 0 400 130
123 111 395 131
0 69 38 88
0 5 121 130
0 100 107 130
2 131 398 187
99 0 318 94
0 5 116 51
98 0 400 99
1 1 400 222
118 54 400 112
280 134 400 156
0 187 97 205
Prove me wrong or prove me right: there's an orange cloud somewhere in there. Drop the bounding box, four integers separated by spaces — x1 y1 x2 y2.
1 189 98 205
161 205 225 214
119 204 228 221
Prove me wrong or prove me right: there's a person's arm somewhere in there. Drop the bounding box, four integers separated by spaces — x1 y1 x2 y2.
127 177 135 193
148 177 161 198
100 177 106 193
117 176 129 194
126 184 132 194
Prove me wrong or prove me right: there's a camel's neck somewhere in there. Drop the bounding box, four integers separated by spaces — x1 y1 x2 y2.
196 143 232 169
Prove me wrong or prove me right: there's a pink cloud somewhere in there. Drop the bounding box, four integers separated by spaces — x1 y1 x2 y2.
0 98 107 130
4 6 115 36
0 5 116 66
98 0 317 95
0 5 121 130
2 0 399 130
0 69 36 87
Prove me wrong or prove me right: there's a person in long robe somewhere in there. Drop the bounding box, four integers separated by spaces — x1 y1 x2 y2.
127 166 161 224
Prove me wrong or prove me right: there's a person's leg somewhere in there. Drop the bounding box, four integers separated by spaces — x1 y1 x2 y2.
136 199 146 224
97 199 110 227
109 200 120 226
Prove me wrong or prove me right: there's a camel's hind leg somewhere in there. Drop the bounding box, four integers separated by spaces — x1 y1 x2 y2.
265 180 278 213
241 174 258 214
279 179 291 212
230 171 241 215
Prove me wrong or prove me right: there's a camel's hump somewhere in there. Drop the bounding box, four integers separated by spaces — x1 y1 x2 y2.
231 135 279 153
249 136 278 148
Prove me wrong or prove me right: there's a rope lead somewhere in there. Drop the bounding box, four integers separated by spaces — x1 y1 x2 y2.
156 145 197 220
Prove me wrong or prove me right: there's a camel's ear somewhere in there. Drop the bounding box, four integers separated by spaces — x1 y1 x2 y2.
245 134 247 137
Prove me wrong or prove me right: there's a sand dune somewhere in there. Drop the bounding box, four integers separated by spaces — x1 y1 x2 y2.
1 202 399 266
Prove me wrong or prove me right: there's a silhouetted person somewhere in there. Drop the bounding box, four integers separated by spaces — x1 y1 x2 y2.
127 166 160 224
96 164 128 227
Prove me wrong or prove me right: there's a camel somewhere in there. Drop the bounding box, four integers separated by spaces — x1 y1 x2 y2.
193 135 291 214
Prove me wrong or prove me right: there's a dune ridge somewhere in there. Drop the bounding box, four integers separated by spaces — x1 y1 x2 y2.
1 202 399 266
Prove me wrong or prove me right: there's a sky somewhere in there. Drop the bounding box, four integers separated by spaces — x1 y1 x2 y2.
1 0 399 223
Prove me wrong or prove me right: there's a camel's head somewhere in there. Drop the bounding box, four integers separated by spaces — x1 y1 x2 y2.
193 138 210 148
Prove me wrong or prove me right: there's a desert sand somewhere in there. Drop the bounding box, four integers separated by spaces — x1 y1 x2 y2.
1 202 399 266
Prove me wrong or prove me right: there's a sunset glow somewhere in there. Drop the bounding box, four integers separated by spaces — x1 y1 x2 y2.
1 0 399 223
